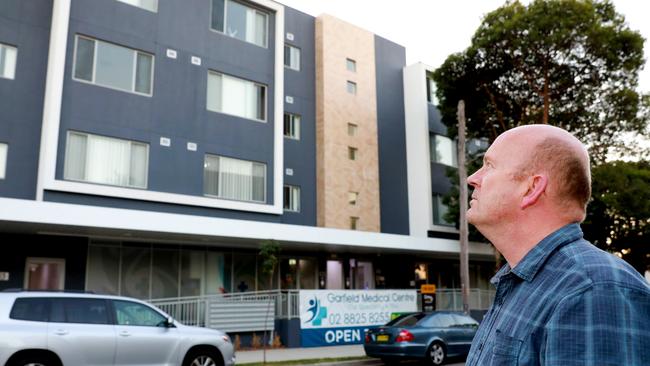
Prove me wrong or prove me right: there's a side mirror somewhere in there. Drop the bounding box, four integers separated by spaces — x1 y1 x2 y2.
165 317 175 328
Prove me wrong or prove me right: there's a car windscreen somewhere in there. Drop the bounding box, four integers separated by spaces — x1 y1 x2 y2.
10 297 49 322
385 313 426 327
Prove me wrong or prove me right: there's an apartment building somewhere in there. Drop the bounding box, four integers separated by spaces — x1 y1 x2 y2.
0 0 494 299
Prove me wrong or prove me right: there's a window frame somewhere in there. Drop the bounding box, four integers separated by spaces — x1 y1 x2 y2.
430 134 458 167
346 80 357 95
283 185 300 212
72 35 155 97
0 42 18 80
350 216 359 230
347 123 357 137
207 70 268 123
203 154 267 204
348 147 358 161
284 44 301 71
115 0 158 13
283 113 300 140
210 0 269 48
426 73 438 105
348 191 358 205
433 194 454 227
63 131 150 189
346 58 356 72
0 142 7 179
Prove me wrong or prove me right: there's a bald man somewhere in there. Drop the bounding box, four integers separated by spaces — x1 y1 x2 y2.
465 125 650 365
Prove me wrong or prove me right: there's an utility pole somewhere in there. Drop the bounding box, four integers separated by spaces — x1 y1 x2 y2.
457 100 471 315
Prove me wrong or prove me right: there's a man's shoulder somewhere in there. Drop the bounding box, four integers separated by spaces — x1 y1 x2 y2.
553 239 649 293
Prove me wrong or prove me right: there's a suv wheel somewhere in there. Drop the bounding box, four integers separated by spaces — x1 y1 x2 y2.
10 356 58 366
183 349 222 366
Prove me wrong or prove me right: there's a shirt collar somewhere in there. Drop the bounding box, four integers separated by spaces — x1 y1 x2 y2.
491 223 584 284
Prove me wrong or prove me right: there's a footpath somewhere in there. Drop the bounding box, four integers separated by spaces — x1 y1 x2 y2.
236 344 367 364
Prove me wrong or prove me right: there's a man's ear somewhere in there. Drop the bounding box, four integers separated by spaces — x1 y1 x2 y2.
521 174 548 209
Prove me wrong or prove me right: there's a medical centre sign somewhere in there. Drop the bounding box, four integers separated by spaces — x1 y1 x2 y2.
299 290 417 347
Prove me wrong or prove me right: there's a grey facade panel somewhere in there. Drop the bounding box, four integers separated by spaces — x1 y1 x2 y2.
0 1 52 199
55 0 278 207
374 35 409 235
281 7 316 226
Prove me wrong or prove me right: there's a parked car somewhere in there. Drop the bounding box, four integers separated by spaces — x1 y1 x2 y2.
0 290 235 366
364 311 478 365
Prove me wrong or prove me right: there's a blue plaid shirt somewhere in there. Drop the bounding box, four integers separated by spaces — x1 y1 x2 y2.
466 223 650 365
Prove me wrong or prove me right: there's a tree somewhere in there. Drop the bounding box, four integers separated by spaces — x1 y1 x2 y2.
582 160 650 274
433 0 648 163
259 239 280 364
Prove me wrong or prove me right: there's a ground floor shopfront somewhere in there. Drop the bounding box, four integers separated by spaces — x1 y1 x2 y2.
0 233 496 298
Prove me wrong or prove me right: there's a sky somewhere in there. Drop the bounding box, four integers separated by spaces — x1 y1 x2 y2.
278 0 650 94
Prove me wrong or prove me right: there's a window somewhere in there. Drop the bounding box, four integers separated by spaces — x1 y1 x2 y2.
114 300 166 327
284 45 300 71
204 154 266 203
346 58 356 72
50 298 110 324
284 113 300 139
73 36 153 95
386 313 427 327
207 71 266 121
347 123 357 136
346 81 357 95
435 314 456 328
350 216 359 230
348 191 358 205
0 43 17 79
283 185 300 212
426 73 438 104
430 134 457 167
10 298 49 322
64 132 149 189
348 147 357 161
211 0 268 47
433 194 454 226
452 314 479 328
116 0 158 12
0 143 7 179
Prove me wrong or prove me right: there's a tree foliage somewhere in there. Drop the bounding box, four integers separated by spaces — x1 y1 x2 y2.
583 160 650 274
433 0 648 162
433 0 650 271
259 239 280 279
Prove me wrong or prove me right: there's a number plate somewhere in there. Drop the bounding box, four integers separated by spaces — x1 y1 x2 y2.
377 334 389 342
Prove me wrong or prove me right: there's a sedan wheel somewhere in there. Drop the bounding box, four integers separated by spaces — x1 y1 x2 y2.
190 356 218 366
429 342 446 365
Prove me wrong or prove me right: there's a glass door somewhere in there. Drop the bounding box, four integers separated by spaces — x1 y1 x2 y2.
24 257 66 290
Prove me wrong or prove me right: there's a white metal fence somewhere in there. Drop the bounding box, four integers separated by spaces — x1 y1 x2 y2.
149 288 494 331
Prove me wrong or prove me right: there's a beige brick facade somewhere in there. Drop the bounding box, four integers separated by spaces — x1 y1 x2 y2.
315 14 381 232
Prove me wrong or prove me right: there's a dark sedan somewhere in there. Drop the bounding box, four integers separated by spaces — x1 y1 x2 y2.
364 311 478 365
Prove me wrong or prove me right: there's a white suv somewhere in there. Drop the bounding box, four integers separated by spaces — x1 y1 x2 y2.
0 290 235 366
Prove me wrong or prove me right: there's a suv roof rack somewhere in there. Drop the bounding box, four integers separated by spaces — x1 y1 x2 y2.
1 288 95 294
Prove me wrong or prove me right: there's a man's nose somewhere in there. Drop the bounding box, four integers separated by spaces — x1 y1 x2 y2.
467 170 480 188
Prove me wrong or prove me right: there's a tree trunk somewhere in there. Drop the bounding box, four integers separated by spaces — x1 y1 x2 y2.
457 100 471 315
